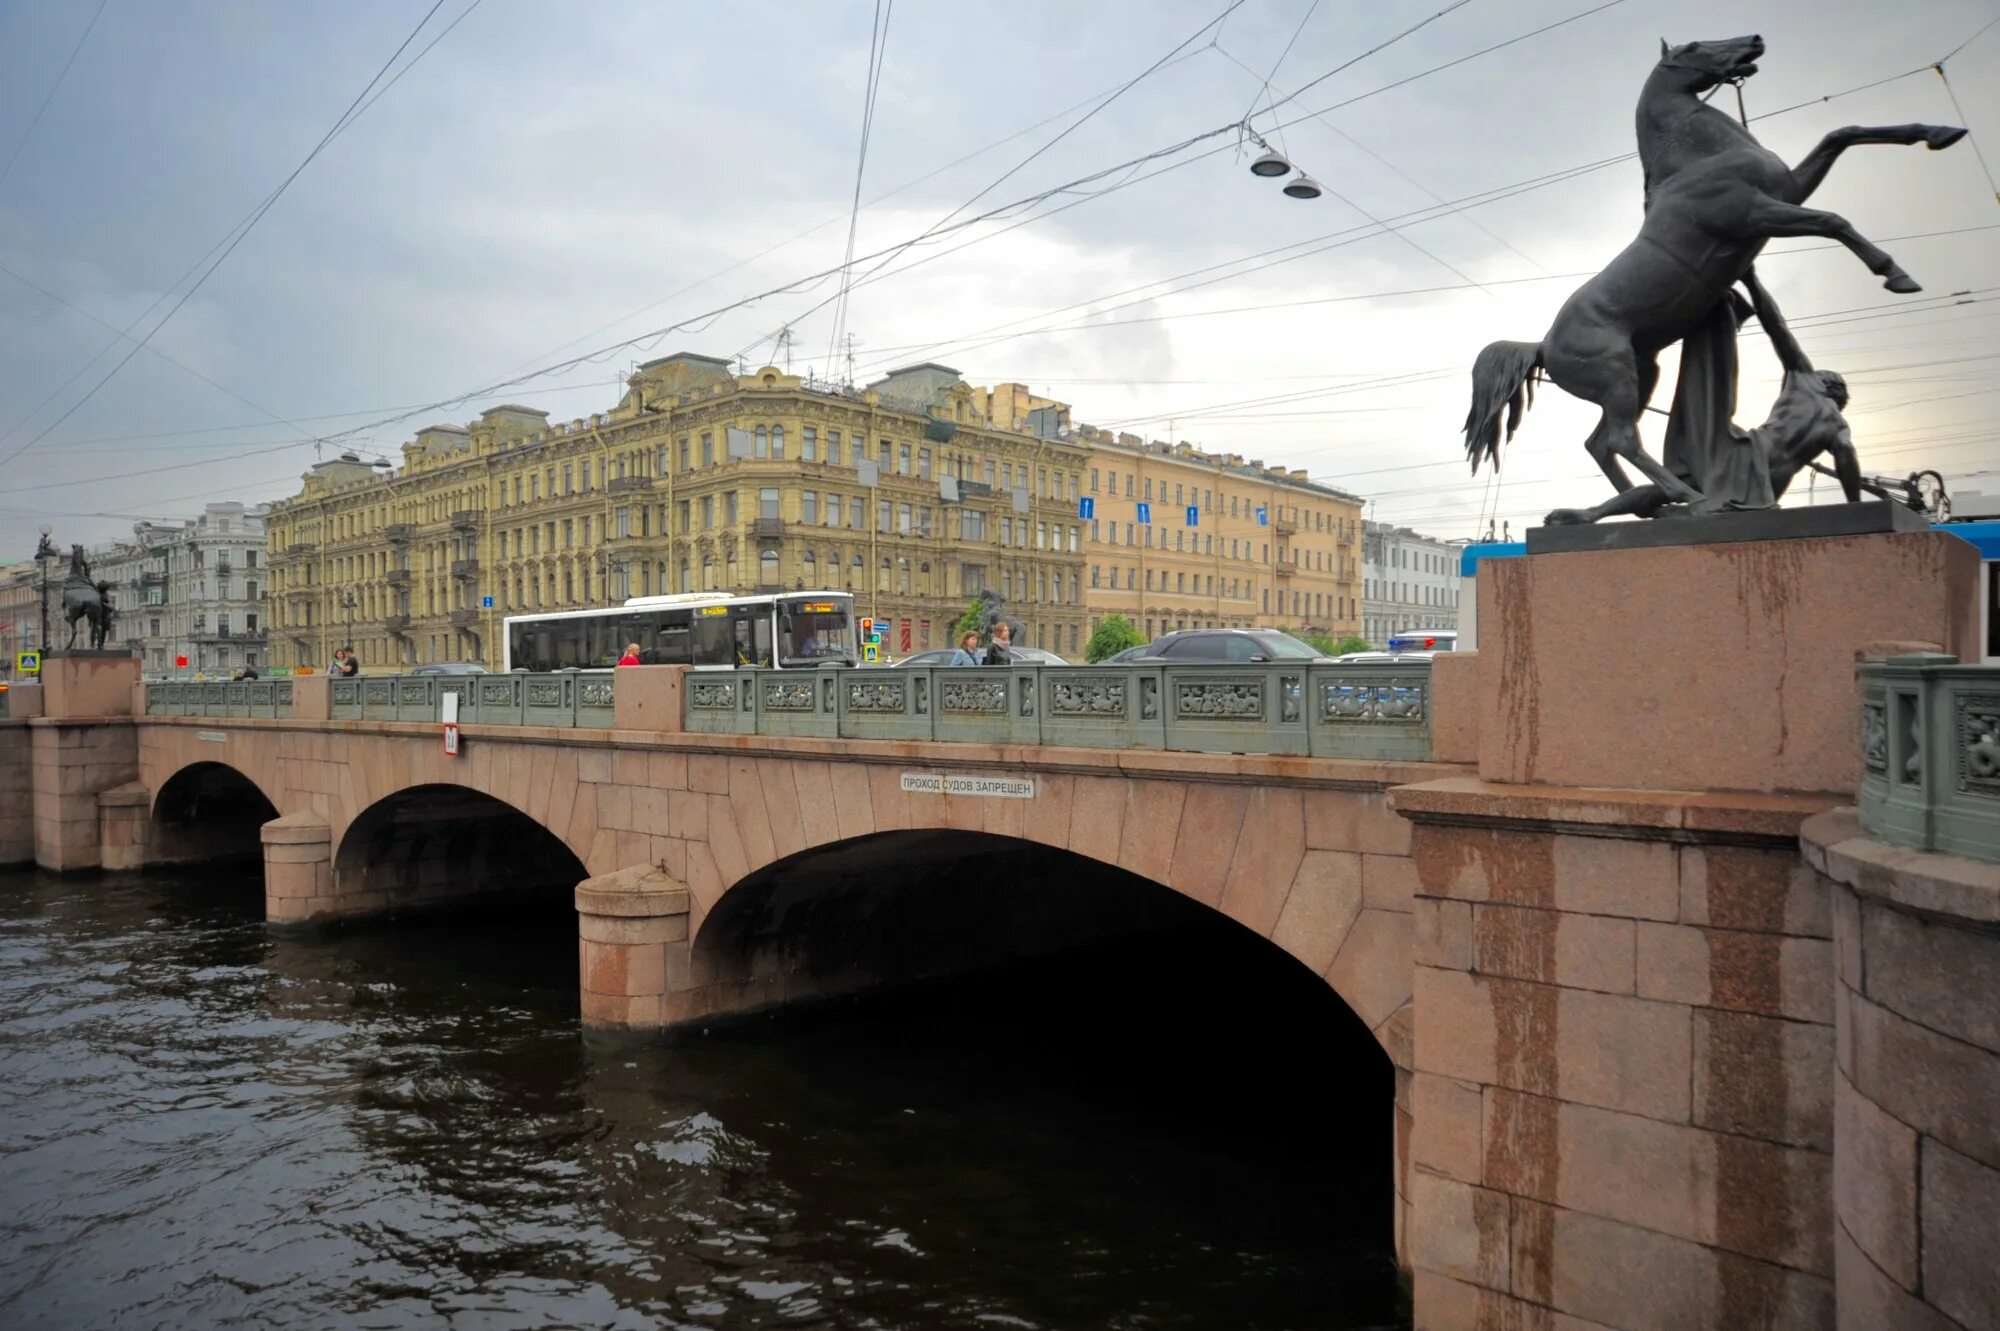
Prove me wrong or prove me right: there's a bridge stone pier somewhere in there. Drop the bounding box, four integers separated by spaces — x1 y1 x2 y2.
4 519 1998 1329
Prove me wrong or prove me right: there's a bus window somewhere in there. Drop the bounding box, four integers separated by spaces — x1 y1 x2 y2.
648 611 693 665
732 609 774 667
692 609 734 667
779 598 856 664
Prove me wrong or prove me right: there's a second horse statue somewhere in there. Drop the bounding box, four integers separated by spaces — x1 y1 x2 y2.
1459 34 1964 521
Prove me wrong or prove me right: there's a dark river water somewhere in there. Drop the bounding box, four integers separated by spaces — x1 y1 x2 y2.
0 865 1402 1331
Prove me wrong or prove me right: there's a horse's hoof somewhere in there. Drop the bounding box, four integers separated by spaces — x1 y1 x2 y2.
1544 508 1588 526
1927 126 1968 150
1884 273 1922 294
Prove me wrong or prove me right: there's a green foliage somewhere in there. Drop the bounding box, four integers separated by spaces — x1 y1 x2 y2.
952 599 985 639
1332 634 1372 656
1279 626 1340 655
1085 614 1147 663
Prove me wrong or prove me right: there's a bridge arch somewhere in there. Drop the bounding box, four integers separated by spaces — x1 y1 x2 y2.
334 783 589 917
150 760 281 864
676 763 1413 1063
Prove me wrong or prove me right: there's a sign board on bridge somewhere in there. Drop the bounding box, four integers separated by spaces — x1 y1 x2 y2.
899 772 1036 799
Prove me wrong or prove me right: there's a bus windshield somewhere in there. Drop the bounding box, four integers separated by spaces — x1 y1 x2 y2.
780 598 855 665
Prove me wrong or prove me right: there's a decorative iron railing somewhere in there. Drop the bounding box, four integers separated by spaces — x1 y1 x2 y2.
327 673 615 728
684 662 1432 760
143 679 296 718
1858 655 2000 863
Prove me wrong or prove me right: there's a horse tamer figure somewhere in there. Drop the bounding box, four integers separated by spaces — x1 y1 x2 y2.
1461 35 1965 518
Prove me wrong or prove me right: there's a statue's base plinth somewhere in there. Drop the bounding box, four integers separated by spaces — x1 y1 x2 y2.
41 649 137 660
1471 526 1975 793
1525 499 1927 555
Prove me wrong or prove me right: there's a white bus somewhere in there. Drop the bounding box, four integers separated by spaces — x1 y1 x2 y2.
503 591 858 672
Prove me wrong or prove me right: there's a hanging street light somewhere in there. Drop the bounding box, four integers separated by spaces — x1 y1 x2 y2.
1282 172 1324 200
1249 148 1291 178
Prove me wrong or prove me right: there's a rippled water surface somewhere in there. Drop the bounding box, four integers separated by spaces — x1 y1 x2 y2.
0 866 1401 1330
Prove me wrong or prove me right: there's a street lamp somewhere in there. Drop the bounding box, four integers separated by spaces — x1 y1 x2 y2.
34 523 55 657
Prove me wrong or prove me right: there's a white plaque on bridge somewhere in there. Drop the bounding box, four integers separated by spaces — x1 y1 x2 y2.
900 772 1035 799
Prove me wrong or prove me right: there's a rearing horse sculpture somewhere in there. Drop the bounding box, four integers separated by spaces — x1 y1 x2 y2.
61 545 113 650
1462 35 1964 512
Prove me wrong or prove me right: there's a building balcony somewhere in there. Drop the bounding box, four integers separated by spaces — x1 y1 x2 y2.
140 571 167 588
1275 563 1295 579
608 476 651 495
448 608 480 628
284 587 315 603
752 518 786 538
384 524 413 543
285 542 317 558
1275 517 1298 536
450 511 478 532
384 568 412 587
189 628 268 644
382 613 411 631
450 559 479 580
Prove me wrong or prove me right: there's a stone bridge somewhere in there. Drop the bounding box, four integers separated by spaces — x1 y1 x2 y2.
4 524 1997 1330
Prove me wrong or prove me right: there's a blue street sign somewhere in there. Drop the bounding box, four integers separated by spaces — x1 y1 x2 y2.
480 594 494 609
1185 505 1199 527
1136 502 1152 525
1256 504 1269 526
1078 496 1095 520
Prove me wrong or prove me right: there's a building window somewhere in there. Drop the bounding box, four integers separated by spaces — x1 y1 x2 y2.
754 426 769 458
917 448 931 480
724 491 739 525
760 548 779 584
849 497 864 529
802 492 818 525
700 433 714 466
760 488 780 520
802 426 817 461
827 431 842 465
771 425 785 459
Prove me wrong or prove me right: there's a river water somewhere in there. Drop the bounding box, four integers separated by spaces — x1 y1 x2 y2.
0 865 1403 1330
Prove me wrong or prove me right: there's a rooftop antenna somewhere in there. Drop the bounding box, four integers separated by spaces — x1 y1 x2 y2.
775 325 795 373
843 333 861 388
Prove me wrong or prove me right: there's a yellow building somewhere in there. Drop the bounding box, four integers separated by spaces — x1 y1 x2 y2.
1075 427 1363 642
265 356 1093 670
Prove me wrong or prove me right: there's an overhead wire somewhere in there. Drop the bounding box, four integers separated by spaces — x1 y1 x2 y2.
0 0 108 195
0 0 483 469
825 0 894 375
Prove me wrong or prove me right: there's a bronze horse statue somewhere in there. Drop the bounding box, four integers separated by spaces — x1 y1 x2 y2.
1462 35 1965 512
60 545 114 650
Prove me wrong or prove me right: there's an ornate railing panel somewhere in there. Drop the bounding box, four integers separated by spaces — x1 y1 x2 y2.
143 679 295 719
837 668 932 742
681 662 1433 759
1858 656 2000 862
317 672 613 728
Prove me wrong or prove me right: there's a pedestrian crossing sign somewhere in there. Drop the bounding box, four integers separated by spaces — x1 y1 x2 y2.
15 651 38 675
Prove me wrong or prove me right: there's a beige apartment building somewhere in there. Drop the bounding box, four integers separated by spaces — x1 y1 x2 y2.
264 356 1093 671
1076 427 1363 642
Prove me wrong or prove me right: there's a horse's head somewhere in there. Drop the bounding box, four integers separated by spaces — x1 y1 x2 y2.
1657 35 1764 91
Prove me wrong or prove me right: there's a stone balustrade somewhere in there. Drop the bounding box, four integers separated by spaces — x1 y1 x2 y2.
682 661 1433 759
1858 655 2000 863
144 679 295 719
329 673 615 728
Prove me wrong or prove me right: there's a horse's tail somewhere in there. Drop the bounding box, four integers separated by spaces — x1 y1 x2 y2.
1462 339 1543 474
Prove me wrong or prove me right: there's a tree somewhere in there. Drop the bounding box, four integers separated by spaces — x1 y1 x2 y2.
953 598 984 639
1085 614 1146 663
1332 634 1372 656
1279 626 1339 655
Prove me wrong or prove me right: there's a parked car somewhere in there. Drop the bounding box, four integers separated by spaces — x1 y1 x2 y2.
410 662 488 675
892 645 1072 666
1332 650 1433 664
892 649 961 668
1116 628 1330 664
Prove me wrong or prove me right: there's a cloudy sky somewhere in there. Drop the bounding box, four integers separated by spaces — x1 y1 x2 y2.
1 0 1996 555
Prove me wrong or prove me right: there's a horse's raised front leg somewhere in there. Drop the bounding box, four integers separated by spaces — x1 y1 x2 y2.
1788 123 1968 201
1740 195 1919 293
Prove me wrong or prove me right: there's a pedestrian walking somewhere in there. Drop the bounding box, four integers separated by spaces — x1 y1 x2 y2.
983 621 1014 666
946 630 981 666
